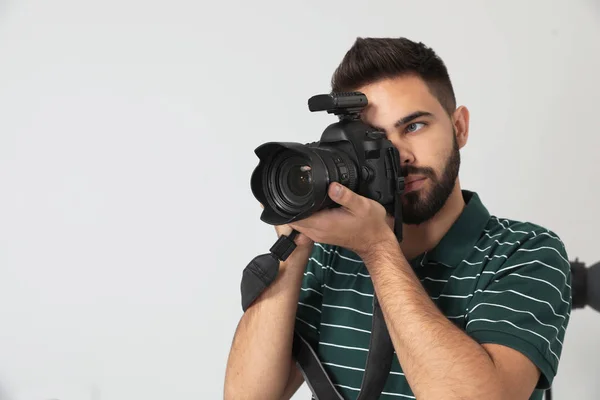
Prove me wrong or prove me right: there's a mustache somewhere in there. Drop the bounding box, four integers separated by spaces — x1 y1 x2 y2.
401 165 436 179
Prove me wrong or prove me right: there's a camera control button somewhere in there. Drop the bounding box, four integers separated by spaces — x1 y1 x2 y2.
361 166 372 181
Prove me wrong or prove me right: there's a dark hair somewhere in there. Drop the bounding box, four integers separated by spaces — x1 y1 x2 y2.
331 37 456 116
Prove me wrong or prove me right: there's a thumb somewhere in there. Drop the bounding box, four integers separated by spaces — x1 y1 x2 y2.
329 182 360 211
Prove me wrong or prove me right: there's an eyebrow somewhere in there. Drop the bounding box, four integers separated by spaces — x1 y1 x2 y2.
394 111 434 128
366 110 435 132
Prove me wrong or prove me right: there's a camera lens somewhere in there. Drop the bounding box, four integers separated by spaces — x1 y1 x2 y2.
267 151 315 214
287 165 312 197
251 142 359 225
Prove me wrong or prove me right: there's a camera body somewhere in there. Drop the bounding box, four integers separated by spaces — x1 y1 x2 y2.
251 91 404 226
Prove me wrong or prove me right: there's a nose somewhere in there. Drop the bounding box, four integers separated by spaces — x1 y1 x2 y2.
387 136 415 166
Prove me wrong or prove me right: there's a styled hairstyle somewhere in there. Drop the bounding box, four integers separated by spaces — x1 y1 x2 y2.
330 37 456 116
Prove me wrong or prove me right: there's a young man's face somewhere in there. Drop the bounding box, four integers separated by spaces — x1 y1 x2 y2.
357 75 467 225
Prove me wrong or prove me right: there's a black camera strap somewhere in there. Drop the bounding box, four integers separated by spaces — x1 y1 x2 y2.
240 231 298 311
388 146 405 242
355 293 395 400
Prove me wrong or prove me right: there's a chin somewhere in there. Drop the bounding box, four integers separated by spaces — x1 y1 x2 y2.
402 187 427 203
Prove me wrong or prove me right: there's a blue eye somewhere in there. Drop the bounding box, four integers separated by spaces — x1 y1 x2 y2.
406 122 426 133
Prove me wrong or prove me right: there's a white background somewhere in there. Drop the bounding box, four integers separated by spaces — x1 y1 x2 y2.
0 0 599 399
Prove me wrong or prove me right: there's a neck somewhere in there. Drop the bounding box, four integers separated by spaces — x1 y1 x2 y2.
400 181 466 261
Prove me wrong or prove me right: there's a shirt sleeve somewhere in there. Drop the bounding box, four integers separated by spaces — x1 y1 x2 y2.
465 230 572 389
293 243 333 350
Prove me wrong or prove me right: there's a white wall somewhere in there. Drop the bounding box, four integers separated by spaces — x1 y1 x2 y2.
0 0 599 399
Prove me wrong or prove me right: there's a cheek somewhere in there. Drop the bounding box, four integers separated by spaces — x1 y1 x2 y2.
413 135 446 166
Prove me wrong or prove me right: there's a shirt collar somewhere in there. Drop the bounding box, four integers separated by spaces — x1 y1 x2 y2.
413 190 490 268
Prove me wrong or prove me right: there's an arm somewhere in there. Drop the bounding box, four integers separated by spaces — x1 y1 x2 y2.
281 362 306 400
362 235 539 400
223 241 313 400
288 183 570 400
287 184 520 398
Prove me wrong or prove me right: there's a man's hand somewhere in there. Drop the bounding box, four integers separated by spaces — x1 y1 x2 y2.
288 182 393 258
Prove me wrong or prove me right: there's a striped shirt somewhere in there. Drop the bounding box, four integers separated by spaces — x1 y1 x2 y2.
294 190 571 400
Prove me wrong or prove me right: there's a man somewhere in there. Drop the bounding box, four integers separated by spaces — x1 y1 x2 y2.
224 37 571 400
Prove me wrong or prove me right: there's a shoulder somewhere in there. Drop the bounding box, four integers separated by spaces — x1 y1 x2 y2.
466 216 571 388
481 215 568 264
474 215 571 295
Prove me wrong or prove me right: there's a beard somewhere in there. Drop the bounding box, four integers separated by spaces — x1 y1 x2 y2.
401 135 461 225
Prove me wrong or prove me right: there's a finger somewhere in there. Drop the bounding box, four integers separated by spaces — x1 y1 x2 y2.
288 218 313 231
329 182 362 213
288 209 331 230
276 224 292 237
288 222 308 237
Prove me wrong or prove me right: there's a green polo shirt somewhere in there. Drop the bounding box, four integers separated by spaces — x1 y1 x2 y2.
294 190 571 400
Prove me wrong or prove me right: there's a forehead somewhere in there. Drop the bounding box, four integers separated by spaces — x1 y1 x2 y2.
357 75 443 126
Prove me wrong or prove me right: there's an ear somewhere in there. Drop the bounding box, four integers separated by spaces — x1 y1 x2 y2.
452 106 470 149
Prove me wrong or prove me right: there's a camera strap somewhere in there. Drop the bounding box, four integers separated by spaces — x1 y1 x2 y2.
240 232 298 311
240 232 396 400
388 146 405 243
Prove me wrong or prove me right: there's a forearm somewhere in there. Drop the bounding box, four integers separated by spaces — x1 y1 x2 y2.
224 244 312 400
362 237 504 400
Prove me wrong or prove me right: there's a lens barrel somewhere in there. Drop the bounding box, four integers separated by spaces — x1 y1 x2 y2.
268 150 314 215
251 142 358 225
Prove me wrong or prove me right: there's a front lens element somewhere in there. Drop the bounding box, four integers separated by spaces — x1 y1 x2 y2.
287 165 312 197
268 151 314 214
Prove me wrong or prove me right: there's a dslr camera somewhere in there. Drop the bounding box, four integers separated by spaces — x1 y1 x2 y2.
250 91 406 239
